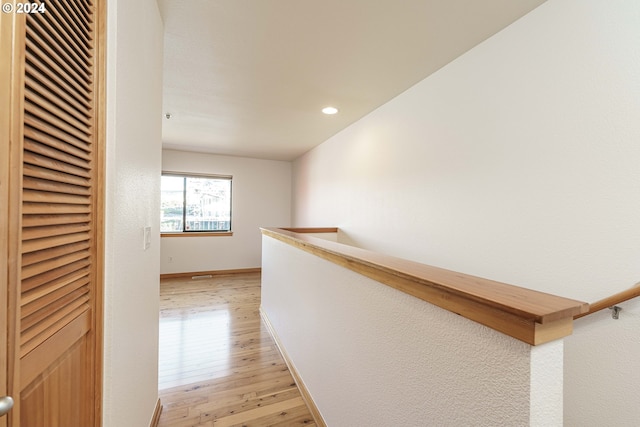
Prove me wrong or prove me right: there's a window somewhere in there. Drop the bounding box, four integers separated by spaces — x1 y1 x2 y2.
161 173 232 233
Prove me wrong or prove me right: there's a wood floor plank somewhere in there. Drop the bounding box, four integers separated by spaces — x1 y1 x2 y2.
211 396 305 427
159 365 295 405
198 388 303 422
158 356 292 390
158 272 316 426
158 348 284 378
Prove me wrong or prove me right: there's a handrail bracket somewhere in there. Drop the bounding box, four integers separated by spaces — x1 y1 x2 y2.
609 306 622 320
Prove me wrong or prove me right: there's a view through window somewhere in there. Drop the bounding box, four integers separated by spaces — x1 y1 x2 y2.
161 173 232 233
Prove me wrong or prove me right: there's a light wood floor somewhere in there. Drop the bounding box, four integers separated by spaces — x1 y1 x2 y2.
158 272 316 427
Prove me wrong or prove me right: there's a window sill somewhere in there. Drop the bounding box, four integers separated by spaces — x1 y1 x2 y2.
161 232 233 238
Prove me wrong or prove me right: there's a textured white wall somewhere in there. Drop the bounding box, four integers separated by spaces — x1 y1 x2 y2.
530 339 563 425
161 150 291 274
262 236 564 426
565 298 640 426
104 0 163 425
292 1 640 424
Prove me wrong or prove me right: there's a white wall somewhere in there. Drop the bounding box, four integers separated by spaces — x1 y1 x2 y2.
104 0 163 426
161 150 291 274
292 1 640 425
565 298 640 426
262 235 564 426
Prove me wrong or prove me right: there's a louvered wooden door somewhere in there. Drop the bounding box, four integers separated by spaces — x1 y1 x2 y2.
0 1 104 426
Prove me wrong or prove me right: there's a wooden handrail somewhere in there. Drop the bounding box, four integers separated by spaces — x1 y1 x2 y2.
262 227 589 346
280 227 338 233
574 284 640 319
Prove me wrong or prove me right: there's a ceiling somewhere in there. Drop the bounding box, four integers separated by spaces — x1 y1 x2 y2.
158 0 546 161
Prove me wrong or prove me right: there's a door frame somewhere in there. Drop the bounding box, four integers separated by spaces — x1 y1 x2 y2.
0 5 25 424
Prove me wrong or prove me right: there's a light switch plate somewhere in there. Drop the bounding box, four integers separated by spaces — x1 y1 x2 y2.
144 226 151 250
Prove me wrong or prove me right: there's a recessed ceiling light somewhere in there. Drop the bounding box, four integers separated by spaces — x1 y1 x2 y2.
322 106 338 115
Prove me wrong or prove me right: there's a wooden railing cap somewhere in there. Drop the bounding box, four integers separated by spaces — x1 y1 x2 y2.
261 227 589 346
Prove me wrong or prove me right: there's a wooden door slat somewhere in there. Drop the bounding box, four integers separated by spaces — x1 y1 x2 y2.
28 12 91 80
23 73 90 127
21 231 90 255
22 276 88 318
24 123 91 162
22 241 91 270
22 287 89 331
20 294 89 347
40 2 92 62
26 75 92 128
26 62 91 113
22 248 90 280
23 163 91 188
21 300 90 357
53 0 92 42
26 24 91 87
24 125 91 161
22 223 91 242
76 0 93 22
65 0 92 33
23 151 91 179
22 213 90 228
25 101 91 145
24 108 92 152
25 88 92 137
21 258 91 293
22 272 90 307
23 176 91 198
24 138 91 170
22 203 91 215
26 37 91 101
49 0 91 47
23 188 90 205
